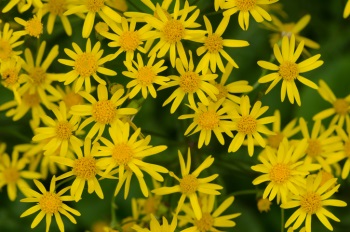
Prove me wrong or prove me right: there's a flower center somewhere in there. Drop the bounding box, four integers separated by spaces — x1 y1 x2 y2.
23 92 41 107
300 192 322 214
120 31 140 52
257 198 272 212
180 174 198 195
112 143 134 165
30 67 47 86
194 212 214 232
204 34 223 53
55 121 73 140
3 167 20 183
269 163 291 184
306 139 322 158
73 156 97 180
333 98 349 115
63 92 84 109
47 0 66 15
237 115 257 134
1 68 18 86
267 132 284 149
197 111 220 130
25 16 43 38
162 19 185 44
179 71 201 93
345 140 350 157
86 0 105 12
92 100 117 124
39 192 62 214
137 66 155 86
0 39 13 60
214 83 228 101
143 196 158 214
75 53 98 77
279 61 299 81
235 0 257 11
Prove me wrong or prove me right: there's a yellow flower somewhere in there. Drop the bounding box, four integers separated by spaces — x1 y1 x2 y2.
20 176 81 232
123 53 169 99
152 148 223 219
58 38 116 93
179 195 241 231
64 0 122 38
159 51 218 114
196 15 249 74
313 80 350 128
132 214 178 232
257 198 272 212
178 99 235 148
0 148 41 201
14 9 43 38
145 0 206 67
228 95 275 156
2 0 43 13
0 22 24 61
281 173 347 232
97 122 168 198
56 85 85 113
222 0 278 30
344 0 350 18
258 34 323 105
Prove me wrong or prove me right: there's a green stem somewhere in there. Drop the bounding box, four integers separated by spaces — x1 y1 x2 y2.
281 208 285 232
110 195 118 229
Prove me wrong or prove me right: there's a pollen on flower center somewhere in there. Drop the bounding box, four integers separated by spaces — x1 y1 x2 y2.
300 192 322 214
197 111 220 130
214 83 228 101
194 212 214 232
112 143 134 165
237 115 257 134
25 16 43 38
162 19 185 44
137 66 155 86
3 167 20 183
86 0 105 12
269 163 291 184
92 100 117 124
279 61 299 81
48 0 67 15
30 67 47 86
23 92 41 107
75 53 98 77
180 174 198 195
120 31 140 52
73 156 97 180
306 139 322 157
1 68 18 86
0 40 12 60
179 71 201 93
267 132 284 149
39 192 62 214
205 34 223 53
235 0 257 11
63 92 83 109
333 98 349 115
55 121 73 140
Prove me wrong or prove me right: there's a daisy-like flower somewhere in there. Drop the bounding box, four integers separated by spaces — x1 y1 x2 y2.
123 53 169 99
14 9 43 38
228 95 275 156
179 195 241 232
222 0 278 30
281 173 347 232
344 0 350 18
56 85 85 113
2 0 43 13
20 176 81 232
132 214 178 232
32 101 83 156
97 122 168 198
152 148 223 219
196 15 249 74
64 0 122 38
49 138 108 201
178 99 235 148
145 0 206 67
59 38 116 93
299 118 343 173
313 80 350 128
159 51 218 114
0 22 24 61
70 84 138 140
0 148 41 201
100 17 153 62
257 35 323 105
251 138 320 204
20 40 62 108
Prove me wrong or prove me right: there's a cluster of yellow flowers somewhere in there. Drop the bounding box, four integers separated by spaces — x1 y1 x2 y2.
1 0 350 232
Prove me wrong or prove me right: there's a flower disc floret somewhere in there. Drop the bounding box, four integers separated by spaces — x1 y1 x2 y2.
267 132 284 149
163 19 185 44
30 67 47 85
3 167 20 183
112 143 134 165
333 99 349 115
205 34 223 53
23 92 41 107
92 100 117 124
120 31 140 52
306 139 322 157
55 121 73 140
86 0 105 12
300 192 322 214
48 0 66 15
74 53 98 77
279 61 299 81
194 212 214 231
137 66 155 86
73 157 97 180
39 192 62 214
236 0 257 11
269 163 291 184
180 174 198 194
237 115 257 134
197 111 220 130
25 16 43 38
2 68 18 85
179 71 201 93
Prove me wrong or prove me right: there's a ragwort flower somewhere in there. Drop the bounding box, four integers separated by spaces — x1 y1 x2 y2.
14 9 44 38
0 22 24 61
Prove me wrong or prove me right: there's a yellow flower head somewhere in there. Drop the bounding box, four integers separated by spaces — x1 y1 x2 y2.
14 9 43 38
0 22 24 61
